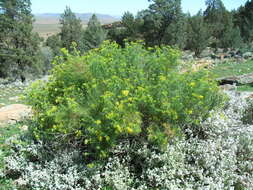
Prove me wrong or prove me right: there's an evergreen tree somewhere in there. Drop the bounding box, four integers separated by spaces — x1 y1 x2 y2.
220 13 243 48
121 11 142 42
59 7 83 52
163 13 187 48
186 11 209 56
0 0 42 79
234 0 253 42
82 14 107 51
45 34 62 56
138 0 186 47
106 24 126 47
204 0 242 48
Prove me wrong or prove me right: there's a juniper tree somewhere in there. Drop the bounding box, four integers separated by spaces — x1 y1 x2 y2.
234 0 253 43
59 7 83 52
82 14 107 51
204 0 243 48
0 0 42 79
186 11 209 56
138 0 187 48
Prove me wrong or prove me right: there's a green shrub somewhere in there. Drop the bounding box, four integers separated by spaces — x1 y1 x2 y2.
25 41 223 158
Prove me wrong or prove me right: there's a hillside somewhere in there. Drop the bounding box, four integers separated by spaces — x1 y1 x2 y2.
33 13 120 38
34 13 120 24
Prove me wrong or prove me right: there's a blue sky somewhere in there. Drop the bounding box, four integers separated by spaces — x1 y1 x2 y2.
31 0 248 16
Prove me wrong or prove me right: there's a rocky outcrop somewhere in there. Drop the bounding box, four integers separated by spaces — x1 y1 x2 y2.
217 73 253 85
243 52 253 59
182 48 252 63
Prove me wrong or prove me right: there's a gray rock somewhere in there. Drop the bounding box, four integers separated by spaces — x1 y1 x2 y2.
199 48 213 58
217 72 253 85
243 52 253 59
0 78 10 85
217 76 239 85
216 48 224 54
220 84 236 91
211 54 219 59
237 73 253 84
182 54 194 61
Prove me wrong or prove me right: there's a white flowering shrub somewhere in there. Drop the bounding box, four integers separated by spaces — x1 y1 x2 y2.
1 91 253 189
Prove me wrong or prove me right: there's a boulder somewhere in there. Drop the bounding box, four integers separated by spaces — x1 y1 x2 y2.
217 76 239 85
216 48 224 54
199 48 213 58
217 72 253 85
182 53 194 61
220 84 236 91
237 73 253 84
243 52 253 59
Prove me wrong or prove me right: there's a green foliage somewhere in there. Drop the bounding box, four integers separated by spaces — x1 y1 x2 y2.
59 6 83 52
26 41 222 159
53 12 106 54
45 34 62 56
234 0 253 43
138 0 186 47
237 84 253 92
39 46 54 74
121 11 142 42
204 0 243 48
186 11 209 56
106 0 246 51
107 25 126 47
210 60 253 78
82 14 107 52
107 12 142 47
0 0 43 79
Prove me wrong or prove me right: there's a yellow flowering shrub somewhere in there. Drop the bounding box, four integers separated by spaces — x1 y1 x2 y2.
25 41 223 158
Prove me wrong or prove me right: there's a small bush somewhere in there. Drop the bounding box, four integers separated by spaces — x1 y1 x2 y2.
25 41 222 158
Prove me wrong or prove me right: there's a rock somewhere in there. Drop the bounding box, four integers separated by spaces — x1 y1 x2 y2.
211 53 219 59
216 48 224 54
220 84 236 91
0 78 10 85
192 59 213 71
182 54 194 61
236 50 242 56
234 54 242 59
243 52 253 59
199 48 213 58
0 104 31 125
223 53 231 59
240 91 253 99
217 76 239 85
217 72 253 86
182 51 195 61
229 51 236 57
237 73 253 84
39 75 49 82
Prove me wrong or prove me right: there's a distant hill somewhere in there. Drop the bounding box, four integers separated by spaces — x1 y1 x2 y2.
34 13 120 25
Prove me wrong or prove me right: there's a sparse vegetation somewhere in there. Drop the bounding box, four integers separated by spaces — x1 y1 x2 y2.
33 23 61 38
0 86 24 106
210 60 253 78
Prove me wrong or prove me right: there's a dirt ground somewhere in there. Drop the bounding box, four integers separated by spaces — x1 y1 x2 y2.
0 104 31 126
